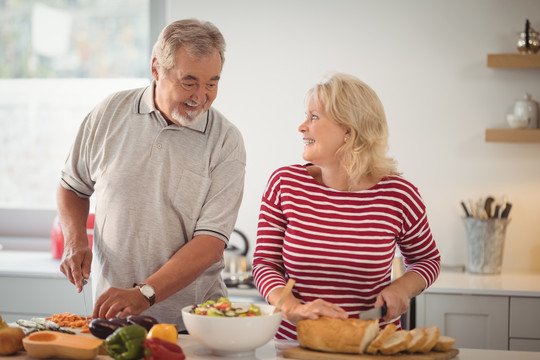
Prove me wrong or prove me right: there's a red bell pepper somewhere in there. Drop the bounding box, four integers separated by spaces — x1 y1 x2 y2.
143 337 185 360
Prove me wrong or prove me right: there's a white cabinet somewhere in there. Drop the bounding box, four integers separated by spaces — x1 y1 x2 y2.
0 274 93 323
416 272 540 351
509 297 540 351
416 293 508 349
0 251 93 323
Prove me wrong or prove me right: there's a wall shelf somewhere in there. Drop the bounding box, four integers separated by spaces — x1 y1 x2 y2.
485 128 540 143
487 53 540 68
486 53 539 143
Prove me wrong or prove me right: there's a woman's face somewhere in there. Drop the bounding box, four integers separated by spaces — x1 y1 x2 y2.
299 97 348 167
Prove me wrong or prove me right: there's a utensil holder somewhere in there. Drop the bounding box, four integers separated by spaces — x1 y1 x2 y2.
463 218 510 274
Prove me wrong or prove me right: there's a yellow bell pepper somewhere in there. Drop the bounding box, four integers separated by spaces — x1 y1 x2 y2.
146 323 178 343
0 316 7 329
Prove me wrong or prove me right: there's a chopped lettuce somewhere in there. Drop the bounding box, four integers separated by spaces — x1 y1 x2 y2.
190 297 265 317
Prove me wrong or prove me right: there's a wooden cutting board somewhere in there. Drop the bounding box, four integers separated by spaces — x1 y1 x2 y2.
282 347 459 360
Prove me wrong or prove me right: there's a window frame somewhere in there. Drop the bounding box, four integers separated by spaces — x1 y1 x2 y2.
0 0 165 247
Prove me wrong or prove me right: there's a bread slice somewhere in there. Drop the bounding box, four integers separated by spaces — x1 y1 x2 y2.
297 317 379 354
406 327 428 353
379 330 412 355
365 323 397 354
433 335 456 352
418 325 440 353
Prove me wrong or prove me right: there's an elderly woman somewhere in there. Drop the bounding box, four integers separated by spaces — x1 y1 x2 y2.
252 73 440 340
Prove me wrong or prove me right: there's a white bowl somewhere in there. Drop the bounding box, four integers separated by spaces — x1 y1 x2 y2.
181 302 282 356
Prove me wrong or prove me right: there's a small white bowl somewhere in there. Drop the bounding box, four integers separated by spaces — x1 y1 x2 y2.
507 113 529 129
181 302 282 356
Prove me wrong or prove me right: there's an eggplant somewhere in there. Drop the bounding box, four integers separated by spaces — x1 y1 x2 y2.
107 317 129 327
89 318 123 339
126 315 159 331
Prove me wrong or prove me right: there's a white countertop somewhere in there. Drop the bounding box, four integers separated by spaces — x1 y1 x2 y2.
0 250 64 278
2 335 539 360
426 270 540 297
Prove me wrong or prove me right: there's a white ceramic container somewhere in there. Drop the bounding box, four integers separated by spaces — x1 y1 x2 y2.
513 93 538 129
507 113 529 129
182 303 282 356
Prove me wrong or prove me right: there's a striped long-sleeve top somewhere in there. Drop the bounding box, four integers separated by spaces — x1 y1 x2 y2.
252 164 441 340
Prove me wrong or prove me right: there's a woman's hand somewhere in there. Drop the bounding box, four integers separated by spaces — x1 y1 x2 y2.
282 299 348 325
375 271 426 322
374 287 409 322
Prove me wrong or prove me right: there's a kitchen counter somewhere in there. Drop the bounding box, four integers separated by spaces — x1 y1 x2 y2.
426 270 540 296
0 250 263 322
0 250 63 278
1 336 539 359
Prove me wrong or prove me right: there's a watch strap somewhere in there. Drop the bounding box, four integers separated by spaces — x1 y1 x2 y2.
134 283 156 306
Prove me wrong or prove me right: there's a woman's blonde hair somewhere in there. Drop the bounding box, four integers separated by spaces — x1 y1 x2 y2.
306 73 399 189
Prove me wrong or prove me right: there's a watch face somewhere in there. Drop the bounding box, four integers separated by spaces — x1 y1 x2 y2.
141 285 155 297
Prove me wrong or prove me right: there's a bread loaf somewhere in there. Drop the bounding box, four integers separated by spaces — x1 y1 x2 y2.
297 317 379 354
433 335 456 352
365 323 396 354
379 330 412 355
406 327 427 353
418 325 440 353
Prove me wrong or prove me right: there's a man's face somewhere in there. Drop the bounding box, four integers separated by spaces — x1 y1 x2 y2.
152 47 222 125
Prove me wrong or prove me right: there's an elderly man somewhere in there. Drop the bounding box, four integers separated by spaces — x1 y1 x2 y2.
57 19 245 331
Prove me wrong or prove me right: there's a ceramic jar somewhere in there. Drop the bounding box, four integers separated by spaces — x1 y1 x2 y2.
513 93 538 129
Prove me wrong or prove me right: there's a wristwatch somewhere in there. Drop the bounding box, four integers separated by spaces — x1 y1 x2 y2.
134 283 156 306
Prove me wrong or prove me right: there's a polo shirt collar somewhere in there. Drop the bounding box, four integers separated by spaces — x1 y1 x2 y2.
138 80 209 133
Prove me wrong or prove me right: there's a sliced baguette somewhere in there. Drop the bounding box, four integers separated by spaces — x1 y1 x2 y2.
297 317 379 354
433 335 456 352
406 327 428 353
418 325 440 353
379 330 412 355
365 323 397 354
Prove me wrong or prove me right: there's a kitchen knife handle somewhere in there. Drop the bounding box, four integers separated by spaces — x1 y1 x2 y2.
381 303 387 317
460 201 471 217
501 203 512 218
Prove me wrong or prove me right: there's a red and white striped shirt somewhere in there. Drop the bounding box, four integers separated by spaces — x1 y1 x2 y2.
252 164 440 340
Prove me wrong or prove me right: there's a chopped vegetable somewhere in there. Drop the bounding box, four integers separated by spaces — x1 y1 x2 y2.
190 297 265 317
143 337 185 360
46 313 91 333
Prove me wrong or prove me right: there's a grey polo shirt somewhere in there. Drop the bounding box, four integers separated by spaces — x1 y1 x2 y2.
61 82 246 329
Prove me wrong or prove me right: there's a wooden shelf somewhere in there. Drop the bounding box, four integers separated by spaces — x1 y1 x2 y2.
487 53 540 68
485 128 540 143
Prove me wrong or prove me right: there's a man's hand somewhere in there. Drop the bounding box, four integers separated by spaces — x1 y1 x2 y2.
56 184 92 293
60 245 92 293
92 287 150 319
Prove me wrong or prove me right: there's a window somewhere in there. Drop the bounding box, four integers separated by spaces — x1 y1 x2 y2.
0 0 159 241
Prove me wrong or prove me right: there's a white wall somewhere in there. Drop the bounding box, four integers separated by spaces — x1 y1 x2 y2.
166 0 540 272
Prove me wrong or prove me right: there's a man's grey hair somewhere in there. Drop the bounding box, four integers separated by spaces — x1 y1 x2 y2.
151 18 226 75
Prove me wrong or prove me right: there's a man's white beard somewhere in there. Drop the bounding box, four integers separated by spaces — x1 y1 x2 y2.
171 108 204 126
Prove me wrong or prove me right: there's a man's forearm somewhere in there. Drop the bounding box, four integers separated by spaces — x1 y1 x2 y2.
142 234 226 304
56 184 90 247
